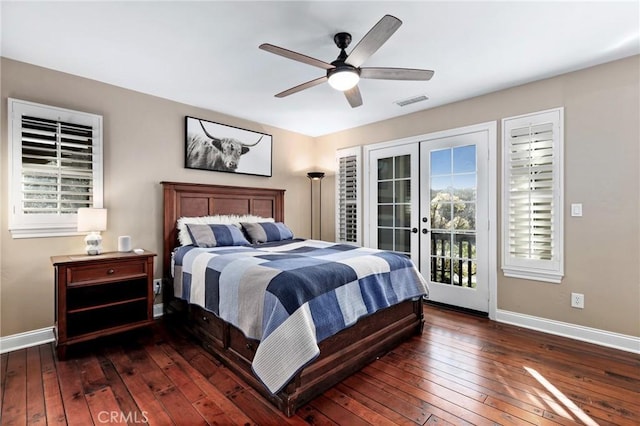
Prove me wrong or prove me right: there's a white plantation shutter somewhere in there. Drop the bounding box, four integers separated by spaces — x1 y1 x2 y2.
502 108 563 283
335 146 361 244
21 116 95 214
9 99 103 238
508 122 554 260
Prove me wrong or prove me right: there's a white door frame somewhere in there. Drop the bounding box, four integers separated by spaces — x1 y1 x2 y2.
363 121 497 319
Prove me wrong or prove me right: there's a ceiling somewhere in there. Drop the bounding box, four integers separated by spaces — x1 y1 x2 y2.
1 1 638 137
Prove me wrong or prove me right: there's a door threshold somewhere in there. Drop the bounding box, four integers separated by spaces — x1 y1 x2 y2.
424 300 488 318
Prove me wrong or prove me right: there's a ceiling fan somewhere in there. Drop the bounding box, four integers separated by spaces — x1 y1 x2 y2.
259 15 434 108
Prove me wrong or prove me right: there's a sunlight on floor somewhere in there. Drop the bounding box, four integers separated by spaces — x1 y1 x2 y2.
524 366 599 426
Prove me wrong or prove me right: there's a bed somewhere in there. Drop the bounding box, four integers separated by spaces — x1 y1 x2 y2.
161 181 428 416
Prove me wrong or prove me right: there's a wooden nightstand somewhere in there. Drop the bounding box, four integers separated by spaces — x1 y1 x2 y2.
51 250 156 359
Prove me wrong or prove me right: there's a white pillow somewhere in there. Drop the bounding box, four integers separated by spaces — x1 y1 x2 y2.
177 214 274 246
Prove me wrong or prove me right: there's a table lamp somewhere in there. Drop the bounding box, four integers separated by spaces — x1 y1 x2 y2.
77 208 107 255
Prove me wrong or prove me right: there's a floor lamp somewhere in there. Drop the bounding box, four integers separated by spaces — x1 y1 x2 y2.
307 172 325 239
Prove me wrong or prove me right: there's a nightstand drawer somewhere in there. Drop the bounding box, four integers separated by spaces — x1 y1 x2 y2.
67 260 147 285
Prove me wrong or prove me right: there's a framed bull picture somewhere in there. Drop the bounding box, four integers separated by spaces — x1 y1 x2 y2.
185 116 272 177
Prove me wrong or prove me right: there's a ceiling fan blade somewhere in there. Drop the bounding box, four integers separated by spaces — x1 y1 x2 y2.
344 85 363 108
360 67 434 81
275 76 328 98
345 15 402 68
259 43 334 70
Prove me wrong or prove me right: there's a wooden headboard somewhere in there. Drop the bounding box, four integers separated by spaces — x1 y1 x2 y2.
161 181 285 278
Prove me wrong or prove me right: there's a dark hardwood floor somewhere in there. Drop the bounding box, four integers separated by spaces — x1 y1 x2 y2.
1 304 638 425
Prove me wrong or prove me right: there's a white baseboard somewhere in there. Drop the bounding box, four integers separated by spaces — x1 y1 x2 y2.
0 327 55 354
153 303 164 318
496 309 640 354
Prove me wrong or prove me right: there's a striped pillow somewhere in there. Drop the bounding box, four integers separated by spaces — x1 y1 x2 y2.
185 223 250 247
241 222 294 244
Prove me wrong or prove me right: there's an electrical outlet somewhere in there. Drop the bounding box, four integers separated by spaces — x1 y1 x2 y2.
571 292 584 309
154 279 162 296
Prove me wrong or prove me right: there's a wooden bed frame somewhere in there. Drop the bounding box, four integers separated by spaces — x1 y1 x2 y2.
161 181 424 416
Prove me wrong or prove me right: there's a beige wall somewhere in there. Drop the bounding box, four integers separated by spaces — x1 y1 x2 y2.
316 55 640 337
0 58 316 337
2 56 638 340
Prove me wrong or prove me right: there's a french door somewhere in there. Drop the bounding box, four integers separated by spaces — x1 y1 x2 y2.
420 130 489 312
367 125 493 313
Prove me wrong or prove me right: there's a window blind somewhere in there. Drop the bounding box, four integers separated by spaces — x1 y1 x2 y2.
507 122 554 260
336 147 361 244
338 155 357 242
502 107 563 283
21 115 94 214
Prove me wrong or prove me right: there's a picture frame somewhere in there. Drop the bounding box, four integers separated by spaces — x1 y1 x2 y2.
185 116 272 177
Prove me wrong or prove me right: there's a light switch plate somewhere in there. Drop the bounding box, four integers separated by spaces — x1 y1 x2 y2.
571 203 583 217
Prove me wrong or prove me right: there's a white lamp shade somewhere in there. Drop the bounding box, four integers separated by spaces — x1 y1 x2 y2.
77 208 107 232
328 70 360 91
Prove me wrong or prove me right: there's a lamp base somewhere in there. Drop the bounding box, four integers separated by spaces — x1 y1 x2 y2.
84 232 103 255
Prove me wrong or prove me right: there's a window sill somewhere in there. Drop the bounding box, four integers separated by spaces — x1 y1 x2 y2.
502 267 563 284
9 226 82 239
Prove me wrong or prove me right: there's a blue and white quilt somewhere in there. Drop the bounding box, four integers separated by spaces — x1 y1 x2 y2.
172 239 428 394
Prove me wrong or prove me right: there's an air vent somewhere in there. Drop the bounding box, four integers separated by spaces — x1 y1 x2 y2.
394 94 429 107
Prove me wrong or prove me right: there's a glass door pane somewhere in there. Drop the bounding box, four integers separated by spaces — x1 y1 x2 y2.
429 144 477 287
377 154 412 255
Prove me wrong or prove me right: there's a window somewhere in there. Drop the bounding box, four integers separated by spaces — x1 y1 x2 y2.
8 98 103 238
502 107 563 283
335 146 361 245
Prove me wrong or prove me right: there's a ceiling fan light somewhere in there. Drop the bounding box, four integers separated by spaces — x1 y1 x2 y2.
328 69 360 91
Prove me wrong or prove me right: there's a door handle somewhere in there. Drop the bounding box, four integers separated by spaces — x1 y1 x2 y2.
422 228 429 234
411 228 418 234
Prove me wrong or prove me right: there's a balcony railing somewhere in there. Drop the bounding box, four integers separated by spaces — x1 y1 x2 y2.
430 232 476 288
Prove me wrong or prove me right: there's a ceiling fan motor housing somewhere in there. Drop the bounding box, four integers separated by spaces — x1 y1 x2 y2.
327 63 360 78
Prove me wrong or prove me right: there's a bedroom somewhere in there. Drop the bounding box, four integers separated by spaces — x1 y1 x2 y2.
1 1 639 424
